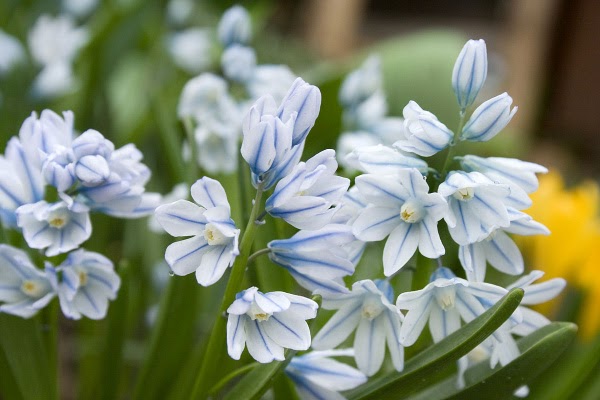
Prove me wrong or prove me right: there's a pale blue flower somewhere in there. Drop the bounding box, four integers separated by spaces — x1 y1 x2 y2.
0 29 25 74
16 196 91 257
47 249 120 320
217 5 252 47
396 267 515 346
227 287 318 363
459 208 549 281
285 349 367 400
394 101 454 157
0 245 55 318
167 28 213 74
438 171 511 245
460 93 518 142
343 144 428 176
155 177 240 286
339 56 381 108
452 39 488 110
312 280 404 377
353 168 448 276
246 64 296 104
19 109 74 159
221 44 256 82
266 150 350 230
460 155 548 209
268 224 357 295
277 77 322 146
28 14 88 66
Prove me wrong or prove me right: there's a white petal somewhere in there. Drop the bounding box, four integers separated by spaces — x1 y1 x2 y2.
354 316 386 376
352 206 399 242
72 286 109 319
312 300 362 350
417 218 445 258
512 307 550 336
280 292 319 320
164 236 210 276
264 312 311 350
191 177 230 209
354 174 409 207
383 309 404 371
196 244 233 286
245 319 285 363
429 306 461 342
227 314 247 359
483 231 523 275
459 243 487 282
399 296 433 346
382 223 419 276
255 291 291 314
291 357 367 391
154 200 206 237
521 278 566 305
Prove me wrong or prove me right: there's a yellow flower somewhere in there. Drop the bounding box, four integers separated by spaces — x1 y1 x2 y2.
522 171 600 338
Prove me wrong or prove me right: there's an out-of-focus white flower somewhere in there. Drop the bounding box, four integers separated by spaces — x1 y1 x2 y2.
28 14 88 66
221 44 256 82
167 0 194 25
246 64 296 104
227 287 318 363
62 0 98 18
167 28 213 74
0 29 25 74
217 5 252 47
32 62 77 98
313 280 404 376
452 39 488 110
394 101 453 157
460 93 517 142
339 56 382 108
343 144 428 176
47 249 120 320
0 245 55 318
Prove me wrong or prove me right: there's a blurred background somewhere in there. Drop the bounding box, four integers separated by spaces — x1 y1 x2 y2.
1 0 599 399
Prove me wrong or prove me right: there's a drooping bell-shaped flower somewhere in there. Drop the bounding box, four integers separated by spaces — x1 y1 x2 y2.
460 93 517 142
227 287 318 363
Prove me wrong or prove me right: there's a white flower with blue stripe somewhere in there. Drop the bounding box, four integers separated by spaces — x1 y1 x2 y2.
0 245 55 318
266 149 350 230
353 168 448 276
438 171 512 246
46 249 120 320
344 144 428 176
285 349 367 400
393 101 454 157
396 267 517 347
277 77 321 147
459 208 550 281
155 177 240 286
452 39 488 111
460 93 518 142
226 287 318 363
268 224 357 295
312 279 404 377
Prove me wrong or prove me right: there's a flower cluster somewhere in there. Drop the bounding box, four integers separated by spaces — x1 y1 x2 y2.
0 109 157 320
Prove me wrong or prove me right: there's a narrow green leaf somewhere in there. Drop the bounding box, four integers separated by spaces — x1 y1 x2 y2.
224 351 297 400
0 314 56 400
348 288 524 400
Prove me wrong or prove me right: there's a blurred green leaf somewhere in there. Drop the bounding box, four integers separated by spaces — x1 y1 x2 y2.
348 288 524 400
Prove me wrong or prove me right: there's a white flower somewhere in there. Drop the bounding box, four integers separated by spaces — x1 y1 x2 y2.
393 101 453 157
285 349 367 400
396 267 515 346
47 249 120 320
0 29 25 74
312 280 404 377
277 77 322 146
221 44 256 82
268 224 357 295
217 5 252 47
266 150 350 230
460 93 517 142
343 144 428 176
452 39 488 110
353 168 448 276
339 56 382 107
0 245 55 318
28 14 88 66
246 64 296 104
148 183 188 233
438 171 511 245
227 287 318 363
167 28 213 74
155 177 240 286
62 0 98 17
459 208 549 281
16 197 91 257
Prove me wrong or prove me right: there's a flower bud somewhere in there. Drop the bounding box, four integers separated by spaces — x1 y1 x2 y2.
394 101 453 157
71 129 114 159
452 39 487 110
41 147 75 191
75 155 111 186
217 6 251 47
461 93 517 142
277 77 321 146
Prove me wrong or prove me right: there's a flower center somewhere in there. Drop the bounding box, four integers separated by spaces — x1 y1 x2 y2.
203 223 229 245
248 302 271 321
78 269 88 286
453 187 475 201
361 295 385 320
21 279 45 297
47 208 70 228
434 286 456 311
400 200 424 223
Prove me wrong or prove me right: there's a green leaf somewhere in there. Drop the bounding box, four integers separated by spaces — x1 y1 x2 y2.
224 351 297 400
410 322 577 400
348 288 524 400
0 314 57 400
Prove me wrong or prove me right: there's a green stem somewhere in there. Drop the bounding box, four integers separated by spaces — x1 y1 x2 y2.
247 248 272 265
191 183 265 399
208 362 259 395
412 253 434 291
438 111 467 184
183 117 198 185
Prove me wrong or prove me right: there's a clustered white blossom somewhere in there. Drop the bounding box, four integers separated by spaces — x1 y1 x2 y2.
153 22 566 398
0 109 158 320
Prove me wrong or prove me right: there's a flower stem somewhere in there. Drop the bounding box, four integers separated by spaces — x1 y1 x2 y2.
191 183 265 399
208 362 259 395
247 248 272 265
438 111 466 183
183 117 198 185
